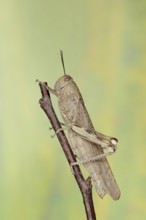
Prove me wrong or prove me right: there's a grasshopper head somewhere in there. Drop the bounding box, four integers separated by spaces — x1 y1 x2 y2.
54 75 73 92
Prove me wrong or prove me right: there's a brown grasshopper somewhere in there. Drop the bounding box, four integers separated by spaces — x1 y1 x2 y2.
47 51 120 200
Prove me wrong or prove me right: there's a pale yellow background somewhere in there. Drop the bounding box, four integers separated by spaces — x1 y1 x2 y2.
1 1 146 220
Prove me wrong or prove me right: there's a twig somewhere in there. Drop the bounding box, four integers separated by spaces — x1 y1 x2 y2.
38 81 96 220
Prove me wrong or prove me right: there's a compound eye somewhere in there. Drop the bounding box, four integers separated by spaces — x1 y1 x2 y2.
64 75 71 81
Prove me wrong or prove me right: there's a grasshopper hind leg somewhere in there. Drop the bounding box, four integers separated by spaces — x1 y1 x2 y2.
70 150 114 166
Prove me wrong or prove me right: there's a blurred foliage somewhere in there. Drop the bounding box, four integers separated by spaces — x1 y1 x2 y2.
0 0 146 219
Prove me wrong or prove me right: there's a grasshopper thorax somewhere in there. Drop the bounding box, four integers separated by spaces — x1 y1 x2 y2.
54 75 73 92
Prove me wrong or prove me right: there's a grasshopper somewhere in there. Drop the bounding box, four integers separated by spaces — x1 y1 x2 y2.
47 51 120 200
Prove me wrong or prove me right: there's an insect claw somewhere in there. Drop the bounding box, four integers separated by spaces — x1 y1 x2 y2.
70 164 75 174
36 79 41 83
50 133 56 138
86 177 92 186
50 127 68 138
60 122 65 126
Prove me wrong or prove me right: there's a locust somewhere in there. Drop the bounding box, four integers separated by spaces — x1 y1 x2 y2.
47 51 120 200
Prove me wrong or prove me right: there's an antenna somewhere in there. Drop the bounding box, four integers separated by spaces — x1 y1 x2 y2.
60 50 66 75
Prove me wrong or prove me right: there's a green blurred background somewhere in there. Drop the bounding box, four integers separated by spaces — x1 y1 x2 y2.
1 0 146 219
